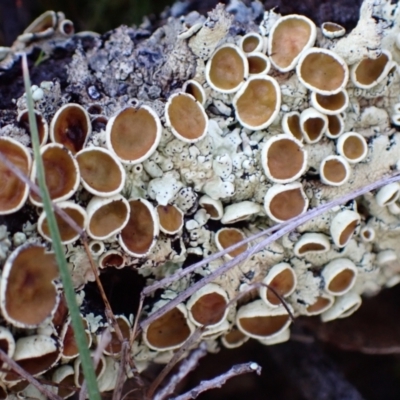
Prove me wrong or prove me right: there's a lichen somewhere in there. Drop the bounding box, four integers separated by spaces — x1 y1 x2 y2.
2 0 400 395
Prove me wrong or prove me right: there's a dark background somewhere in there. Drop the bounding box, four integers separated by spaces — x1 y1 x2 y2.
0 0 364 45
2 0 400 399
0 0 172 45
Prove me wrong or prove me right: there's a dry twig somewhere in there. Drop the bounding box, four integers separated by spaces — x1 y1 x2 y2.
112 341 131 400
225 281 295 321
154 342 208 400
147 327 204 399
79 329 111 400
173 361 262 400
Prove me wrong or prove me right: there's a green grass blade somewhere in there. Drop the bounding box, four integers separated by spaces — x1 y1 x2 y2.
21 54 101 400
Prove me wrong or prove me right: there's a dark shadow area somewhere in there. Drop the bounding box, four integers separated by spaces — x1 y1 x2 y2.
176 285 400 400
0 0 364 46
83 267 146 317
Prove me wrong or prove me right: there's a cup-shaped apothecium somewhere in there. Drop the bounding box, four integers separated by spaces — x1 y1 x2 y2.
336 132 368 163
86 195 130 240
143 301 195 351
261 134 307 183
247 52 271 75
215 227 249 259
103 315 131 356
297 48 349 95
319 155 351 186
259 263 297 307
106 105 162 164
58 19 74 36
50 103 91 154
30 143 80 206
199 195 223 220
330 209 360 247
351 50 394 89
165 92 208 143
119 198 159 257
0 244 59 328
98 356 120 393
360 226 375 242
17 109 49 146
376 249 397 266
221 327 249 349
0 327 15 369
268 15 316 72
375 182 400 207
321 22 346 38
52 365 76 399
310 89 349 115
305 294 334 316
61 317 92 360
99 250 126 269
240 32 265 54
5 335 60 381
186 283 229 328
74 352 106 387
19 10 57 41
300 107 328 143
76 147 126 197
322 258 358 296
281 111 303 141
0 137 32 215
236 300 292 340
321 292 362 322
182 79 206 106
294 232 331 256
326 114 345 138
157 204 184 235
264 182 309 223
221 201 261 224
205 44 248 93
233 75 281 130
38 201 86 244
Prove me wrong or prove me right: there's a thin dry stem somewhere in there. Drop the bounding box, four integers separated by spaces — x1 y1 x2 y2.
173 361 262 400
35 377 79 392
95 328 112 363
121 388 141 400
130 296 144 345
79 330 111 400
83 240 142 382
86 231 141 377
79 381 87 400
0 348 62 400
154 342 208 400
83 241 124 339
146 327 204 399
112 341 130 400
225 282 295 322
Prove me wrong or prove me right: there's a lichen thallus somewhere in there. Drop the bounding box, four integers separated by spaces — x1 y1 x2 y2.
2 128 400 397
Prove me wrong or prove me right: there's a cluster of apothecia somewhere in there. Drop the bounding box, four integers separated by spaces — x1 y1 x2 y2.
1 1 400 397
